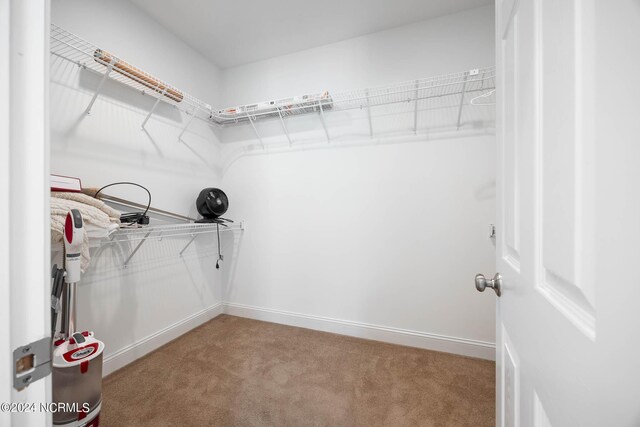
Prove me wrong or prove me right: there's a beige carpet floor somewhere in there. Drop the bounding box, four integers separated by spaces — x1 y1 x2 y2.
101 315 495 426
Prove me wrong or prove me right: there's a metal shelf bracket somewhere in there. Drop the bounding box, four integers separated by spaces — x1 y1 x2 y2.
277 107 292 146
318 101 330 143
366 89 373 138
123 230 151 268
456 69 478 130
141 87 168 130
413 80 419 134
178 107 198 141
248 114 265 149
179 234 198 256
85 61 114 115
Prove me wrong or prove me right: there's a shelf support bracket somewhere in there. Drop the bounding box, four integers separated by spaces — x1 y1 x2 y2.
178 107 198 141
318 101 330 143
179 234 198 256
85 61 114 115
413 80 419 134
276 108 292 146
366 89 373 138
247 114 265 149
141 87 167 130
456 72 472 130
123 231 152 268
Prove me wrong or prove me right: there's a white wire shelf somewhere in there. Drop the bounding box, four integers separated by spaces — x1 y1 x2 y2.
51 222 244 266
105 221 244 267
209 67 495 128
50 23 212 133
210 91 334 125
109 222 243 244
50 21 494 145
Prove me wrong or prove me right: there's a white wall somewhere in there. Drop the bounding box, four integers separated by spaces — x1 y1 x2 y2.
219 5 497 358
220 6 495 105
50 2 497 370
50 0 224 374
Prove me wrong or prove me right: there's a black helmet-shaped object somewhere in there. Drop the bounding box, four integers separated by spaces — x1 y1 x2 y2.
196 188 229 219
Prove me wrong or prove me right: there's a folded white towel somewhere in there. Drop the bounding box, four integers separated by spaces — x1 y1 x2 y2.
51 192 120 272
52 191 121 223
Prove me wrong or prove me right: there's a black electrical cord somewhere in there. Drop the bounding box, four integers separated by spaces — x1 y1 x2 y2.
216 222 221 269
93 182 151 224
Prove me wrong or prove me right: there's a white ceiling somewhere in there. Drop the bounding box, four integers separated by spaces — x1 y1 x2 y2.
130 0 492 69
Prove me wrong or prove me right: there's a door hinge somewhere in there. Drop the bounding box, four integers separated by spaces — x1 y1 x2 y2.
489 224 496 239
13 337 51 390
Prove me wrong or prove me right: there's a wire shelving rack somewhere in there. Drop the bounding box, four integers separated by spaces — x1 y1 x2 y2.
51 221 245 268
50 23 495 146
209 67 495 141
109 222 243 243
105 222 244 267
50 24 212 136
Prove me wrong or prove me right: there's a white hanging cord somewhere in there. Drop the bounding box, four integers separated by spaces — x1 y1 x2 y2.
470 89 496 106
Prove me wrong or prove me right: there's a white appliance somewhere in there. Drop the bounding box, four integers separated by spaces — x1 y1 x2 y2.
52 210 104 427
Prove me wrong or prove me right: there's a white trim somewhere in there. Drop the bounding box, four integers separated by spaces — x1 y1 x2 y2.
102 300 495 376
102 303 224 376
5 2 51 425
0 0 11 423
223 303 496 361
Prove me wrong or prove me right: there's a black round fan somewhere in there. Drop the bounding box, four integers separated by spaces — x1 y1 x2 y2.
195 188 232 269
196 188 229 220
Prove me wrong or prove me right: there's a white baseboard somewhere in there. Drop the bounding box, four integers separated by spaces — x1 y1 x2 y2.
223 303 495 361
102 301 494 376
102 303 224 376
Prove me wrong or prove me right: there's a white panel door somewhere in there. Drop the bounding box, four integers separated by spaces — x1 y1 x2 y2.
494 0 640 425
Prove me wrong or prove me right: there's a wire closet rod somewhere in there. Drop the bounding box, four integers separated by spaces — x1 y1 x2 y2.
98 193 196 222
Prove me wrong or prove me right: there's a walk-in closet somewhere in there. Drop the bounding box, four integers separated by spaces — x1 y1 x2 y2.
3 0 640 426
